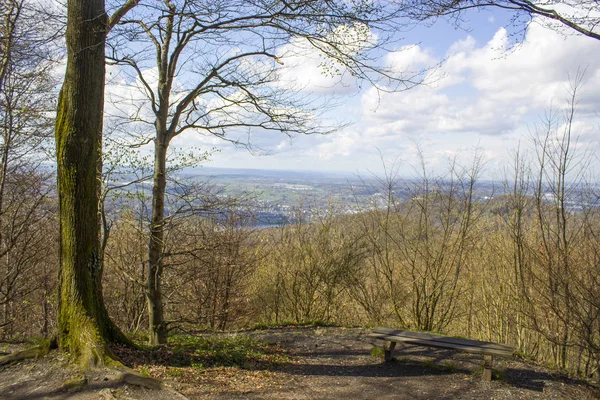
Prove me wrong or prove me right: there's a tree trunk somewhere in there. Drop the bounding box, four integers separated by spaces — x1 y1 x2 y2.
55 0 129 367
147 138 168 345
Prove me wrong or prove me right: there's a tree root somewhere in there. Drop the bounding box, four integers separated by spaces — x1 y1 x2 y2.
59 368 162 393
0 337 57 366
115 369 162 390
0 338 169 395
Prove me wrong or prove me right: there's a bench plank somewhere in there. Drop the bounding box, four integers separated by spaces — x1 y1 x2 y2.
371 328 513 352
369 327 514 382
369 332 513 357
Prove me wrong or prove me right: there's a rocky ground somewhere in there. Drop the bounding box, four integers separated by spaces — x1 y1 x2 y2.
1 326 598 399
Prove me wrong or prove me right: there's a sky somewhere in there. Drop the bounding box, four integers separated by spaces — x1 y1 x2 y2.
104 4 600 179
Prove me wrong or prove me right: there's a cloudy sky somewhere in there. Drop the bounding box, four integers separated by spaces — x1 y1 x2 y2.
105 5 600 179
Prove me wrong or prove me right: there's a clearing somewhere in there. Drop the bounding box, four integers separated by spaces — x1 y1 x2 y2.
0 326 598 399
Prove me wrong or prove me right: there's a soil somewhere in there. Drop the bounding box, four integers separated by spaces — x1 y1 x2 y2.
1 326 598 399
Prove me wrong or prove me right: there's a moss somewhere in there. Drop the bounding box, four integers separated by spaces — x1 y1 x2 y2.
63 375 88 392
0 337 56 367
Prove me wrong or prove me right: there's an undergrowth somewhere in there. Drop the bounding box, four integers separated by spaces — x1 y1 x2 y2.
112 334 288 372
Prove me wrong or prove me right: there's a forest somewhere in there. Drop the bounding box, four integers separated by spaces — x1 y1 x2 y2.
4 89 600 378
1 0 600 396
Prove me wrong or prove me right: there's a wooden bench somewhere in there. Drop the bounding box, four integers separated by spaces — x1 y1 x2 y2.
368 327 514 381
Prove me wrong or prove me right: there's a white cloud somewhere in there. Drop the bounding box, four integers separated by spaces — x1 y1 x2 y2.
275 23 379 95
385 45 436 74
275 37 362 94
102 12 600 177
315 131 362 160
360 16 600 142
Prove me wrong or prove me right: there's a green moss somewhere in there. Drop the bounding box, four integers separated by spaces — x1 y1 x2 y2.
63 375 88 392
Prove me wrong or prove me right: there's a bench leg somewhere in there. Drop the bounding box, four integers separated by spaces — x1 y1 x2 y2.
482 354 493 381
384 341 396 362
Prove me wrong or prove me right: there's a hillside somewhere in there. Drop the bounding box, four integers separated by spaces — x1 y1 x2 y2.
1 327 598 399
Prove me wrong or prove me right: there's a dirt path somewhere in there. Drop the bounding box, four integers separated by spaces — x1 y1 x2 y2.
1 327 598 399
171 327 598 400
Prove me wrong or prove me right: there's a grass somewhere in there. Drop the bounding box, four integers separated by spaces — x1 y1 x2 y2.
128 331 150 344
251 319 330 330
370 346 385 358
472 366 507 381
493 368 508 381
166 367 183 377
440 360 457 372
422 359 457 372
168 334 286 368
114 334 289 372
138 365 151 377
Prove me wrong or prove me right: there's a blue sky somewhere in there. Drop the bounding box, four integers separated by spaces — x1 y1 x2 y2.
105 6 600 179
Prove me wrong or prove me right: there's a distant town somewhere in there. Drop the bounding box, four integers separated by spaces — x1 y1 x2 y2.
105 166 598 228
176 167 499 226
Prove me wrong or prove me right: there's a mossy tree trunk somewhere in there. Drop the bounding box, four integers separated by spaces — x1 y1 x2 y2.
55 0 129 367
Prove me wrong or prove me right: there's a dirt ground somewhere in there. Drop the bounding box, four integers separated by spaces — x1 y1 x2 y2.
1 326 598 399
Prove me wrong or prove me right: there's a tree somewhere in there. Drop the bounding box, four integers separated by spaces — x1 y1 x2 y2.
54 0 137 367
351 149 484 331
528 74 595 370
107 0 428 344
405 0 599 41
0 0 51 334
0 0 65 358
253 205 365 325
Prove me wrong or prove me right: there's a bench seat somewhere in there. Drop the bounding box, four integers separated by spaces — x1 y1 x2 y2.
368 327 514 381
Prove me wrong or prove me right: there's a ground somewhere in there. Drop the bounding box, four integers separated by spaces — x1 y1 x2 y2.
1 326 598 399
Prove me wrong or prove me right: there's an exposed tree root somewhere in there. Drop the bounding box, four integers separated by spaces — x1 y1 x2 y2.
114 369 162 390
0 337 57 366
0 336 167 396
58 368 162 393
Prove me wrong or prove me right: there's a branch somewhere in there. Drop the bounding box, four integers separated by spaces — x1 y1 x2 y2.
108 0 140 33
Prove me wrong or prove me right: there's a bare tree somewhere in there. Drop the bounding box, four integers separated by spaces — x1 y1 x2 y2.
0 1 58 338
106 0 430 344
352 148 485 332
528 72 596 369
165 211 260 331
404 0 600 41
254 204 366 325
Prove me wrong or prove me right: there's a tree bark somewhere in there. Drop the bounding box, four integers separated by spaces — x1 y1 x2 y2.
55 0 129 367
147 138 168 345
